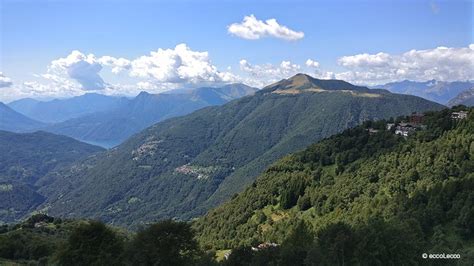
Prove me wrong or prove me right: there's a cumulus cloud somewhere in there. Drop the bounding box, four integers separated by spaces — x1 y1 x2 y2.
228 15 304 41
237 58 334 87
0 77 85 102
337 44 474 84
130 43 237 84
239 59 303 87
98 56 131 74
339 52 391 68
0 73 13 88
305 59 320 68
50 50 107 90
37 44 238 97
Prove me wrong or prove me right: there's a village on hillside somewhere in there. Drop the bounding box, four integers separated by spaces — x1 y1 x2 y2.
367 110 469 137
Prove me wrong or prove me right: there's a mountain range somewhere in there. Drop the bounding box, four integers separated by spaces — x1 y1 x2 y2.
0 103 45 132
42 84 257 147
33 74 444 227
8 93 126 123
374 80 473 105
447 87 474 107
4 84 257 148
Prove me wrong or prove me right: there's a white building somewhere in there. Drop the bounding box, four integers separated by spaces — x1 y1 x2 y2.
395 126 416 137
451 111 468 120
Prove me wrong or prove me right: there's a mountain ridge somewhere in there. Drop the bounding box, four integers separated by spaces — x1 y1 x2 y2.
8 93 126 123
42 83 257 147
35 74 444 227
447 87 474 107
374 79 473 104
0 103 46 132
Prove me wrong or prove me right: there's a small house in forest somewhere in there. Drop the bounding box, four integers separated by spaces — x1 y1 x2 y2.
395 125 416 137
451 111 468 120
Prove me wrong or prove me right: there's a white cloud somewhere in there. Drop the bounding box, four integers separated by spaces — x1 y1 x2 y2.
130 43 237 85
136 81 157 91
50 50 107 90
26 44 237 99
239 59 303 87
337 44 474 84
305 59 320 68
237 58 333 87
14 43 472 101
338 52 391 68
228 15 304 41
98 56 131 74
0 73 13 88
0 78 84 102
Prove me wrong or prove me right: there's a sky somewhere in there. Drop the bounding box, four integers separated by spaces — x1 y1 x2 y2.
0 0 472 102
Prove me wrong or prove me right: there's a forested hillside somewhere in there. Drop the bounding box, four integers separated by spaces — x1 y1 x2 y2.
37 74 444 227
0 131 104 223
195 106 474 264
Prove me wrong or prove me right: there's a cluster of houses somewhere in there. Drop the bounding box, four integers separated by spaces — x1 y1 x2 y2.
382 113 427 137
451 111 468 120
223 242 280 260
367 110 469 138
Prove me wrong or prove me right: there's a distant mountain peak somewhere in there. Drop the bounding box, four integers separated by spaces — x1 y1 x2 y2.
263 73 319 92
447 87 474 107
287 73 313 87
134 91 155 102
264 73 374 96
375 80 474 104
136 91 152 98
0 102 46 132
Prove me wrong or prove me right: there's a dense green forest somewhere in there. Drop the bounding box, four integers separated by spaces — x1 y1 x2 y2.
194 106 474 264
0 214 216 265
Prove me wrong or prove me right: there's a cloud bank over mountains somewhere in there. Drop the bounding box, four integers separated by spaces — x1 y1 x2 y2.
45 44 238 92
337 44 474 84
2 43 473 101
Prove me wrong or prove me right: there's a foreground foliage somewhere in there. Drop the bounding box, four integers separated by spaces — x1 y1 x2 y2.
195 106 474 264
0 216 214 265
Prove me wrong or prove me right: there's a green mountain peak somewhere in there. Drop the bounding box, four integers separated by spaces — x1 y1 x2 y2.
263 73 377 97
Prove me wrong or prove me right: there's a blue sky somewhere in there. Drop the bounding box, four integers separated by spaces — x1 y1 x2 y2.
0 0 472 101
